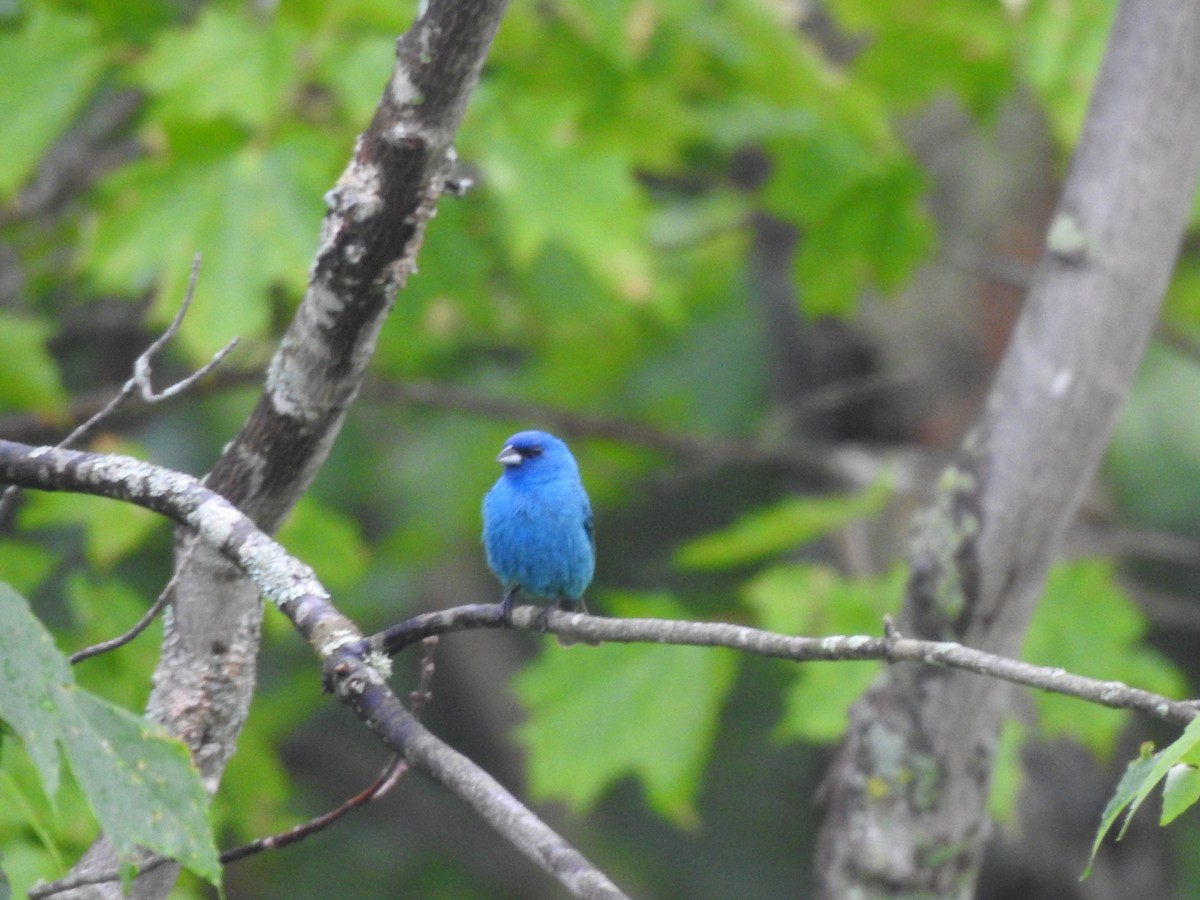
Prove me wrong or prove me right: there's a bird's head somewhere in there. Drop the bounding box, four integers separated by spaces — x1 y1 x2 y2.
495 430 578 482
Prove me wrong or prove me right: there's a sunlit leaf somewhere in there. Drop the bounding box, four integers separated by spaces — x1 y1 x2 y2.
742 565 903 742
84 125 339 358
134 6 302 128
1162 764 1200 826
1086 720 1200 877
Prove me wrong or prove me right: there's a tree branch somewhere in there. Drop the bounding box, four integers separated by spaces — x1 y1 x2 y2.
816 2 1200 895
41 2 515 897
358 603 1198 727
0 439 628 900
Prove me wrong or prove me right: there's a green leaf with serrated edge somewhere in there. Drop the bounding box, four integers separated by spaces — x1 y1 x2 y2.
514 593 736 825
0 584 219 886
1024 560 1185 756
134 6 301 128
1086 719 1200 878
0 583 73 799
1162 765 1200 826
0 8 106 197
676 476 892 571
0 314 67 417
62 691 219 884
465 88 653 304
83 126 339 359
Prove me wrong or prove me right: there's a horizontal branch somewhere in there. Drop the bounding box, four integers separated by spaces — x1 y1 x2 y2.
0 439 626 900
4 437 1195 895
365 603 1200 728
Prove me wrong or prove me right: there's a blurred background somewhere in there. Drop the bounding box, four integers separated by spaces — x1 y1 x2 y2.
3 0 1200 896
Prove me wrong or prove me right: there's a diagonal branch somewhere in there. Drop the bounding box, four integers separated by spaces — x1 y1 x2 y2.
42 2 514 897
0 439 628 900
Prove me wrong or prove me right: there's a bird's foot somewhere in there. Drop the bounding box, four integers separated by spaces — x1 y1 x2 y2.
499 588 518 628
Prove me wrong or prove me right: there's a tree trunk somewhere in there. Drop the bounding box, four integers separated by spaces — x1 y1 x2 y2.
815 2 1200 895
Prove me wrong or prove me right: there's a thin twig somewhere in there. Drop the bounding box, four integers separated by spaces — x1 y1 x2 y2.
70 536 200 664
0 255 237 523
28 853 171 899
221 636 440 864
219 756 408 864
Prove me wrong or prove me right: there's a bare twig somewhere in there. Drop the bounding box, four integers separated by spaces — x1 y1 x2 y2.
29 853 171 899
0 255 237 523
219 756 408 865
221 637 439 864
70 536 200 664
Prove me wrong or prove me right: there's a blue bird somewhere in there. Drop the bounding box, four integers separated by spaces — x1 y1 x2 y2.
482 430 595 629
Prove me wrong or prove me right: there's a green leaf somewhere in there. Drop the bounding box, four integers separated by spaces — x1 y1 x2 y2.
790 161 933 316
1017 0 1115 148
134 6 302 128
0 583 74 799
1023 559 1185 755
1086 740 1161 877
742 565 904 742
83 125 339 358
1086 719 1200 877
987 719 1026 823
0 7 107 197
466 88 654 304
0 584 219 885
276 496 369 593
1162 764 1200 826
0 314 68 417
1109 346 1200 529
64 691 216 882
316 32 396 126
20 485 160 570
827 1 1014 117
514 593 737 825
675 476 892 571
0 542 56 596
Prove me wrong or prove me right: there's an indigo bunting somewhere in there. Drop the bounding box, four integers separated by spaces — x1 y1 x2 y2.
482 430 595 629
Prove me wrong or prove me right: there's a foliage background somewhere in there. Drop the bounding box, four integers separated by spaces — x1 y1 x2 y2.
3 0 1200 896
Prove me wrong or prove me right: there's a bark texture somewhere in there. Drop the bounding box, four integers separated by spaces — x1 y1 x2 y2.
49 1 510 897
816 2 1200 896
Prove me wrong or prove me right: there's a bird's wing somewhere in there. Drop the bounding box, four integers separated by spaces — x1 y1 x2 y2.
582 499 595 551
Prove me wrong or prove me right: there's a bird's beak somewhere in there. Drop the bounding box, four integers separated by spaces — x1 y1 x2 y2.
496 445 523 466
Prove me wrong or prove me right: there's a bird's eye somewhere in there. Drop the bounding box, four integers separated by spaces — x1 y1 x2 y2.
525 445 543 458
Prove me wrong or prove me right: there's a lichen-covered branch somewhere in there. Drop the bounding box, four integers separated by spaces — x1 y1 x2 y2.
0 439 627 900
44 1 512 897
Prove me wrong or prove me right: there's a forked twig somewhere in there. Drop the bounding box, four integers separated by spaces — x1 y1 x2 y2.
0 254 237 522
